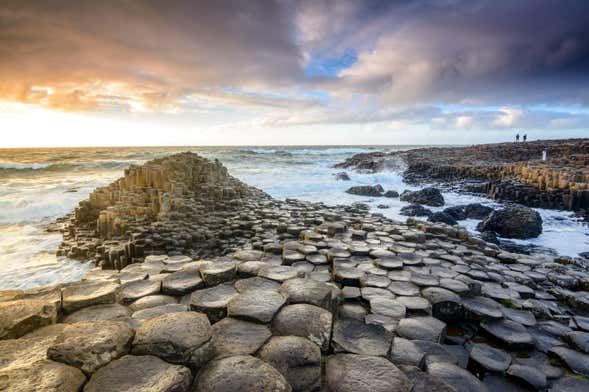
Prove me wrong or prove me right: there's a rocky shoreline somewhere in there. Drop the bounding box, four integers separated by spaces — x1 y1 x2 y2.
1 152 589 391
335 139 589 220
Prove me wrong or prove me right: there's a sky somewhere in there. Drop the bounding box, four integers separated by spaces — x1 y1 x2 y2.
1 0 589 147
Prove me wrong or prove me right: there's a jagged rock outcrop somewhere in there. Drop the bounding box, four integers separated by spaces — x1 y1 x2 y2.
336 139 589 216
477 204 543 239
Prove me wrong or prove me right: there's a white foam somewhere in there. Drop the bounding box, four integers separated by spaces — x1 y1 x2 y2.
0 162 53 170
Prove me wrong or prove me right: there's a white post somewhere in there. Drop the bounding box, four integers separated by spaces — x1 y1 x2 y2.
542 150 547 161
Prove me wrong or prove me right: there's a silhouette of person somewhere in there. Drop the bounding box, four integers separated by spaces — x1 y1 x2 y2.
516 133 520 142
523 134 527 142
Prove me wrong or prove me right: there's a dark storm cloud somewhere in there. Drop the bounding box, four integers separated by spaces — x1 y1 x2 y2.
1 0 588 117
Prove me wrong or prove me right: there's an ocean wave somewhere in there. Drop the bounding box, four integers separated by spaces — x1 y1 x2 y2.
0 162 54 170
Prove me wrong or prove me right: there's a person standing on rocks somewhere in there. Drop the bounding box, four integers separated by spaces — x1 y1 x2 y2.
515 133 520 142
523 134 527 142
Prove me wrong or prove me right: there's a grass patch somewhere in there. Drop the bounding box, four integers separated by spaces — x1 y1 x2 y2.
500 299 516 309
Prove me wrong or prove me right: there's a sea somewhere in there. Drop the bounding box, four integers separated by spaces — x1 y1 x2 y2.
1 146 588 290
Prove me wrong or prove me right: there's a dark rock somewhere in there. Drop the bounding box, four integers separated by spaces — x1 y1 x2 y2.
272 304 333 352
400 187 445 207
428 212 458 226
227 290 286 323
384 190 400 198
331 318 393 356
464 203 494 219
550 376 589 392
401 365 455 392
548 346 589 377
396 317 446 343
427 362 487 392
506 364 547 390
189 283 238 323
480 319 534 350
469 343 511 372
280 278 332 309
335 172 351 181
400 204 433 217
390 337 425 367
443 206 467 221
345 185 383 197
477 204 542 239
211 318 271 358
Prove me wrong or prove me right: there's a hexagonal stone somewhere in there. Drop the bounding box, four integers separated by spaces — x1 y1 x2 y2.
129 295 177 312
258 265 302 282
388 281 420 296
427 362 486 392
401 365 455 392
421 287 462 322
364 274 391 288
396 296 431 314
83 355 191 392
327 354 412 392
550 376 589 392
62 281 118 313
116 280 161 305
332 318 393 356
501 307 536 327
340 303 368 321
227 290 286 323
482 283 520 302
506 364 547 390
566 331 589 354
306 253 328 265
480 319 534 350
234 277 281 293
237 261 268 277
0 360 86 392
369 297 406 319
539 320 572 338
258 336 321 392
333 268 365 287
272 304 333 352
374 257 403 270
280 278 332 309
397 317 446 343
211 318 272 358
200 261 237 286
195 355 291 392
462 296 503 320
0 299 58 340
189 283 238 323
132 312 213 368
410 273 439 287
233 250 264 262
548 346 589 377
439 278 470 295
469 343 511 372
47 320 134 374
131 304 188 325
162 270 204 295
390 337 425 367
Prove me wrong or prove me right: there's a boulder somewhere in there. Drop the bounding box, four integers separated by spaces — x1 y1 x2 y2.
442 206 466 221
477 204 542 239
83 354 192 392
194 355 291 392
464 203 494 219
132 312 212 368
400 187 445 207
258 336 321 392
326 354 412 392
345 185 383 197
335 172 351 181
399 204 433 217
428 212 457 226
384 190 400 198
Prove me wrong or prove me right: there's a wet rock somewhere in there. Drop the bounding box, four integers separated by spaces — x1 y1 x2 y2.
335 172 351 181
258 336 321 392
345 185 383 197
83 354 191 392
548 346 589 377
0 299 58 340
62 281 118 313
384 190 400 198
116 280 161 305
396 317 446 343
400 187 445 207
506 364 547 390
132 312 212 368
469 343 511 372
47 320 134 374
280 278 332 309
200 261 237 286
211 318 271 358
443 206 467 221
195 355 291 392
326 354 412 392
480 319 534 350
227 290 286 323
189 283 238 323
427 362 487 392
272 304 333 352
162 270 204 295
477 204 542 239
464 203 494 219
332 318 393 356
428 212 458 226
400 204 433 217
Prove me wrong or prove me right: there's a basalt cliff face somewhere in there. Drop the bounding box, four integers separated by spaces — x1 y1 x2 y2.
336 139 589 215
58 152 271 268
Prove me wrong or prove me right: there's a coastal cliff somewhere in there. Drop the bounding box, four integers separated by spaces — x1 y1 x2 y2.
1 152 589 391
336 139 589 216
